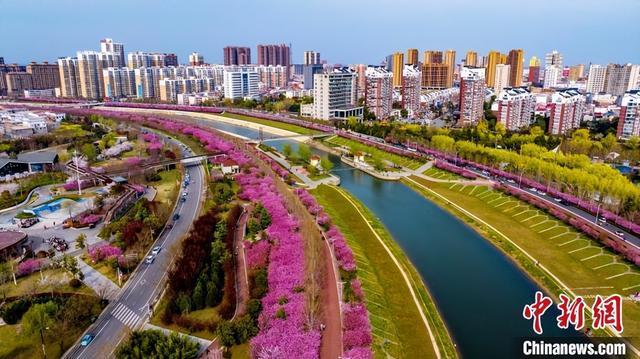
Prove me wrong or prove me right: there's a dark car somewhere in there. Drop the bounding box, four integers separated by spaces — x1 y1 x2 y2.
173 213 180 221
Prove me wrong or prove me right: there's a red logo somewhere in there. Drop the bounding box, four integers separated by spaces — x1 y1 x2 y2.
556 294 586 330
523 291 553 334
592 294 623 333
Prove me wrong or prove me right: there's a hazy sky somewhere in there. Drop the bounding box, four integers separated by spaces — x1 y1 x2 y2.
1 0 638 66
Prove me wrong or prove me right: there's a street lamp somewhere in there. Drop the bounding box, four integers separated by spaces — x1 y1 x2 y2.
39 326 49 359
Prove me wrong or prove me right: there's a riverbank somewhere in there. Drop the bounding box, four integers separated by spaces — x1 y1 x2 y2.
403 176 640 352
311 184 458 359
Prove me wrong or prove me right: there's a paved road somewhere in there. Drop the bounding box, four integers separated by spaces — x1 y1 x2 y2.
64 135 206 359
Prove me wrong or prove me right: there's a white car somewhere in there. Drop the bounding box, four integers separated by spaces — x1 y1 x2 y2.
529 187 537 192
151 246 161 255
538 191 547 196
145 255 155 264
615 230 625 238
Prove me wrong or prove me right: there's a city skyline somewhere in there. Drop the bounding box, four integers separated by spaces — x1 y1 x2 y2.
1 0 639 66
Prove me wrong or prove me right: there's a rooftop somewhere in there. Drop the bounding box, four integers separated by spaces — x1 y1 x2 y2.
0 230 28 252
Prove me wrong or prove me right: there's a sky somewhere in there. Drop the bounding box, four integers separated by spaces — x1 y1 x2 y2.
1 0 638 67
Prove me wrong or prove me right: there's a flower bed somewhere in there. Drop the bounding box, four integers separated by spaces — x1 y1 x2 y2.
294 188 373 357
87 244 122 263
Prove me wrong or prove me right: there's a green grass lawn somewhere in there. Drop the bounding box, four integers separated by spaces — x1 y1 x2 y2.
221 112 319 135
311 184 457 359
229 343 251 358
81 257 122 287
405 176 640 346
153 169 181 207
323 136 424 170
0 267 94 298
0 323 83 359
149 296 219 340
422 167 462 181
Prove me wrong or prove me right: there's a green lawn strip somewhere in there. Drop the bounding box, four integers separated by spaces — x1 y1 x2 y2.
221 112 319 135
323 136 424 170
0 322 86 359
0 267 94 297
404 176 640 345
311 184 457 359
81 257 121 287
149 295 217 340
422 167 462 181
229 343 251 358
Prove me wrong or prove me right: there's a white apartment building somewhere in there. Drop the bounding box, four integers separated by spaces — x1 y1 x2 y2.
586 64 607 93
458 67 486 125
545 50 563 69
364 66 393 120
76 51 105 100
402 65 422 116
189 52 204 66
57 57 80 98
543 65 561 89
103 67 136 99
617 90 640 140
493 64 511 94
312 68 363 121
223 69 259 100
548 89 585 135
100 38 125 67
303 51 321 65
496 87 534 131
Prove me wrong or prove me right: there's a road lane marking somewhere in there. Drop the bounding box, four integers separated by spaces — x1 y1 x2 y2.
111 303 141 329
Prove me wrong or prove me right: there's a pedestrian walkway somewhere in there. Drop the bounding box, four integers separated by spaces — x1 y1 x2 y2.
111 302 141 329
77 256 120 300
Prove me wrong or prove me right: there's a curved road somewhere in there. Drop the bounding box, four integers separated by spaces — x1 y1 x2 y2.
64 134 206 359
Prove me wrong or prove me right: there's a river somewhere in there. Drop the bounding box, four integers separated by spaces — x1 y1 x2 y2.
202 120 585 358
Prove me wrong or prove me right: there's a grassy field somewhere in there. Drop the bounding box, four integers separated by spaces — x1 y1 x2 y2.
0 323 87 359
221 112 319 135
153 169 181 207
404 175 640 347
229 343 251 358
311 184 457 359
0 267 94 297
149 297 219 340
422 167 462 181
323 136 424 170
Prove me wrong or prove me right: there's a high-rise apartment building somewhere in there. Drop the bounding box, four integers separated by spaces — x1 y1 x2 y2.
364 66 393 120
189 52 204 66
528 56 541 84
402 65 422 115
312 68 363 121
459 67 487 126
77 51 105 100
406 49 419 66
586 64 607 93
223 68 259 100
485 51 501 88
496 87 534 130
443 50 456 88
127 52 174 69
617 90 640 140
545 50 563 69
256 44 290 67
548 89 585 135
5 72 33 95
506 49 523 87
421 63 449 89
605 64 639 96
568 64 584 81
100 38 125 67
392 52 404 87
465 51 478 67
26 62 60 90
103 67 136 99
164 54 179 67
303 51 321 65
423 50 443 64
255 65 288 89
493 64 511 94
224 46 251 66
57 57 80 98
543 65 561 89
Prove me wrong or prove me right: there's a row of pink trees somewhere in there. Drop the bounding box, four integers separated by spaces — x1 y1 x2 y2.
294 188 373 358
87 243 122 263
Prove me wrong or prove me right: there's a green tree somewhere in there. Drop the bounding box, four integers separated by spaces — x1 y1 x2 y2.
215 320 237 347
116 330 198 359
22 301 58 357
80 143 97 162
297 144 312 162
601 133 617 153
282 143 293 158
372 157 385 172
320 158 333 173
76 233 87 250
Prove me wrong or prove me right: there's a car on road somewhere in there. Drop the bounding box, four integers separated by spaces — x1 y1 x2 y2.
180 196 187 203
182 191 188 197
173 213 180 221
615 230 625 238
166 223 173 230
507 179 516 184
538 191 547 196
529 187 537 192
553 197 563 202
151 246 161 255
80 334 95 346
145 255 155 264
597 217 607 224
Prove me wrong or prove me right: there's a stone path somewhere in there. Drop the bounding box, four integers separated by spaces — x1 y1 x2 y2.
77 256 120 300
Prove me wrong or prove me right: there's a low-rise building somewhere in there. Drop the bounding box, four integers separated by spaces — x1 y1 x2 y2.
0 110 64 138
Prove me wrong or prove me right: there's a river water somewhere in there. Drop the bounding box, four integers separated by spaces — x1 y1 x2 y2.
203 120 585 358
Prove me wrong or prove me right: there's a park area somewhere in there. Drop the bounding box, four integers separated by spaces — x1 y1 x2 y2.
311 184 456 359
405 175 640 346
323 136 424 170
